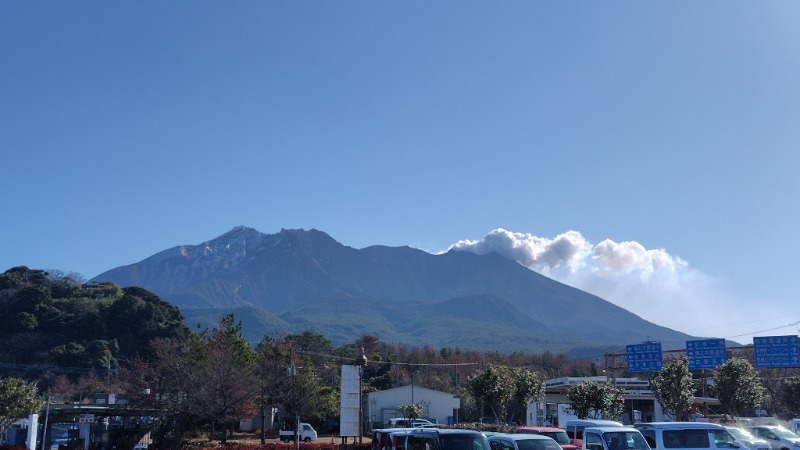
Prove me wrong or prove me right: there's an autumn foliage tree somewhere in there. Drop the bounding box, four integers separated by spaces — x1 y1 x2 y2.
192 314 256 444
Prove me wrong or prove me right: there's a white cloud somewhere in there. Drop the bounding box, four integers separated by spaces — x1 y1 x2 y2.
447 228 753 341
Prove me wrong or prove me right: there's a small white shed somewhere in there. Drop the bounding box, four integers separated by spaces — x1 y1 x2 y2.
366 385 460 428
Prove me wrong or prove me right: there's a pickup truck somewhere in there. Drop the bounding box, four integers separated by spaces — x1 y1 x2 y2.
279 423 318 443
583 426 649 450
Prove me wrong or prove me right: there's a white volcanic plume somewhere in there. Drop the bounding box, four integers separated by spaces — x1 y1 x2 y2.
448 229 734 339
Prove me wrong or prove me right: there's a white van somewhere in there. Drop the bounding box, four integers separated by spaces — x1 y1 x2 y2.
634 422 741 450
747 425 800 450
583 426 650 450
565 420 624 449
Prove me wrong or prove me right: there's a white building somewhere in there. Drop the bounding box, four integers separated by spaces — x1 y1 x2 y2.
526 376 665 427
526 376 721 427
366 385 460 428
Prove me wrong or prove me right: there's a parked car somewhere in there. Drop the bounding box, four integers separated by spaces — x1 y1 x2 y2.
791 420 800 436
725 427 771 450
279 422 317 442
374 428 416 450
388 418 438 428
747 425 800 450
516 427 577 450
406 428 490 450
564 420 624 450
583 427 650 450
634 422 741 450
386 429 414 450
489 433 563 450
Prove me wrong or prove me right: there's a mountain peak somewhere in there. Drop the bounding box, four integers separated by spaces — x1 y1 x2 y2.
91 226 696 353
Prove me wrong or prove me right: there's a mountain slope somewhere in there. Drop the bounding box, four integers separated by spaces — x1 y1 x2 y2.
93 226 700 353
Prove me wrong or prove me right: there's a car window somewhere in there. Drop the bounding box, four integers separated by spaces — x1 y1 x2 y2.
410 436 437 450
585 433 603 450
542 432 572 445
772 428 799 439
444 435 490 450
639 430 656 448
685 430 710 448
713 431 737 449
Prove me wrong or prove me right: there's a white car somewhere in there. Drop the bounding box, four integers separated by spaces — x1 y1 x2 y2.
747 426 800 450
726 427 771 450
387 418 437 428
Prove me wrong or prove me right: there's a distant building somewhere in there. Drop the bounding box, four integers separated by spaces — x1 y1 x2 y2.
527 376 720 427
366 386 460 428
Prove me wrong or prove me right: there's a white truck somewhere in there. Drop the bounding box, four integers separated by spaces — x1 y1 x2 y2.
279 423 318 443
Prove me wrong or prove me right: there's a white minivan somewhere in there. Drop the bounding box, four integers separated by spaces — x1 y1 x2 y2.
583 426 650 450
634 422 741 450
747 425 800 450
565 420 624 449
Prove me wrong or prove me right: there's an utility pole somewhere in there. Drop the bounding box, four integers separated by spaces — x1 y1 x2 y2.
356 347 368 445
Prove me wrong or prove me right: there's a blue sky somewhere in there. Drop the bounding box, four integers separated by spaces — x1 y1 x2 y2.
2 1 799 346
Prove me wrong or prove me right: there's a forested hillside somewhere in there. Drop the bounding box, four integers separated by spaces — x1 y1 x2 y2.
0 266 190 379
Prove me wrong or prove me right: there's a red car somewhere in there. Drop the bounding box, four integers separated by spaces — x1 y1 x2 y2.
516 427 577 450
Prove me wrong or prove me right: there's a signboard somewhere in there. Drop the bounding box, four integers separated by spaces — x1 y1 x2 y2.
754 335 800 368
339 365 361 437
626 342 663 373
686 339 726 370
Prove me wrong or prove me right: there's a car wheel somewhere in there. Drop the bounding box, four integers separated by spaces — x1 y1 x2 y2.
303 438 311 442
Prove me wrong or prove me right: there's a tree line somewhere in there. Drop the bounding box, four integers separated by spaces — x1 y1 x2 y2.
4 266 800 448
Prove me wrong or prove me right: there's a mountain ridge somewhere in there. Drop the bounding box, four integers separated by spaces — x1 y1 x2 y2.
93 226 704 354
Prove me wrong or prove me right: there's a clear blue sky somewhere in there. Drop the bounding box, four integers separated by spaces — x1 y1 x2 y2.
2 1 799 345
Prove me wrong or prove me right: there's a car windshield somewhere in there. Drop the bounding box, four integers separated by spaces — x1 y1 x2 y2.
516 439 562 450
727 429 754 439
771 428 799 439
442 435 491 450
539 432 571 445
602 432 650 450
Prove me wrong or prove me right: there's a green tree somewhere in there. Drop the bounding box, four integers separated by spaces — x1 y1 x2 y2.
469 365 544 423
104 287 191 360
566 380 625 420
510 367 545 423
397 403 423 421
712 358 766 418
469 365 514 421
0 377 44 434
651 356 696 421
783 377 800 416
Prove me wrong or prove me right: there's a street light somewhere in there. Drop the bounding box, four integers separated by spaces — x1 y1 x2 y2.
411 369 420 404
356 347 368 444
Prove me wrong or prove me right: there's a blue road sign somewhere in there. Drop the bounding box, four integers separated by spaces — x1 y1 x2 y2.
686 339 726 370
753 335 800 368
627 342 663 372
